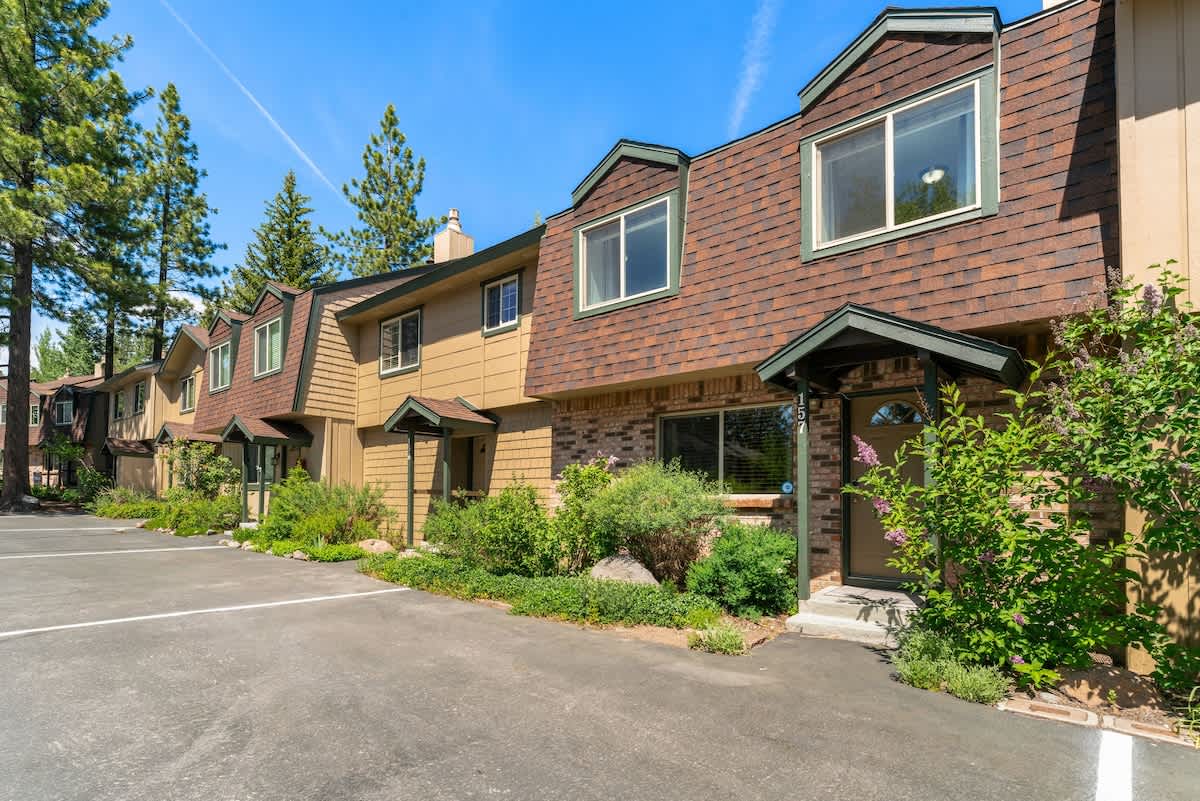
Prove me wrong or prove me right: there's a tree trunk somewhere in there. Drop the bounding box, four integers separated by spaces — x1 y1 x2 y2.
152 187 170 361
103 305 115 379
1 241 34 509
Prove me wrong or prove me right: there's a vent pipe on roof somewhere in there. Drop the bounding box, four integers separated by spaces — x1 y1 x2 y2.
433 208 474 263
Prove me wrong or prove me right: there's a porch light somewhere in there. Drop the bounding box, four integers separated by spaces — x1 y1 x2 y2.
920 166 947 185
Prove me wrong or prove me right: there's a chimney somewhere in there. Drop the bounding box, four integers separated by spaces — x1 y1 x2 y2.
94 361 105 378
433 208 475 263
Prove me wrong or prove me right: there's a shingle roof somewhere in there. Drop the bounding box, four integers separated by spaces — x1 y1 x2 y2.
105 438 155 456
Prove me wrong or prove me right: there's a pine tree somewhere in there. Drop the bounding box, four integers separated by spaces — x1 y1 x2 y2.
142 83 223 360
0 0 136 507
324 105 442 277
224 170 335 312
31 311 102 382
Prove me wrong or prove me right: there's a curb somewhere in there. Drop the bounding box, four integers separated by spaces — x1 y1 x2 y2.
998 698 1198 748
1102 715 1197 748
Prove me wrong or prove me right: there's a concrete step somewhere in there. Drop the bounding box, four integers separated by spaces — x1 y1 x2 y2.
785 586 919 646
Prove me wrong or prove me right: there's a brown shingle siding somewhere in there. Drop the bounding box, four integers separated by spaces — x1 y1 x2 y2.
525 1 1115 398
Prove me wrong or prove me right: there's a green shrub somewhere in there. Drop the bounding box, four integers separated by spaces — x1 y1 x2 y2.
145 494 240 536
685 521 796 617
687 624 746 655
76 464 111 501
362 552 721 628
90 487 167 519
305 543 368 562
163 440 240 499
891 628 1010 703
683 606 721 629
585 460 727 585
943 663 1010 704
258 468 392 545
266 539 306 556
424 482 553 576
550 457 617 572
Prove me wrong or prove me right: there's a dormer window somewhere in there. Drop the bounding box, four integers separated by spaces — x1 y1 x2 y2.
254 317 283 377
55 399 73 425
579 196 670 311
210 341 232 391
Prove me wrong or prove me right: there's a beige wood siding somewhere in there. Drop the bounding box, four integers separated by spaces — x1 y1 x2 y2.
361 426 441 541
299 416 360 486
162 349 205 425
1117 0 1200 300
486 402 553 498
115 455 155 493
355 270 537 428
108 374 165 442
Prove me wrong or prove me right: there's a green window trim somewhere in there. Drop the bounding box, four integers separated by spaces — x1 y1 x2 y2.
480 268 523 338
571 188 686 320
209 340 234 392
800 67 998 262
252 316 285 380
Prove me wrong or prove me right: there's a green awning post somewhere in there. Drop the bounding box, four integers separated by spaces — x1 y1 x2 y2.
406 430 416 548
441 430 452 502
919 349 942 578
795 372 811 602
240 445 249 524
257 443 266 521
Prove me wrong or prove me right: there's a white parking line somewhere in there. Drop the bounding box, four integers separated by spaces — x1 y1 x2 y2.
1095 729 1133 801
0 527 131 533
0 546 228 560
0 588 409 639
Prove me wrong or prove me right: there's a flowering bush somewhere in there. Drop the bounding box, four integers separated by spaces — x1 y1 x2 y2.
845 376 1161 688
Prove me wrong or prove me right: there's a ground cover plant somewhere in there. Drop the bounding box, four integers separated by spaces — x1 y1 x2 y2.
362 551 721 628
90 486 168 519
687 624 747 655
144 489 240 536
891 629 1010 704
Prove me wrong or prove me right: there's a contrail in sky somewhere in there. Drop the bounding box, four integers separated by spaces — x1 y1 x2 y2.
158 0 347 205
728 0 780 139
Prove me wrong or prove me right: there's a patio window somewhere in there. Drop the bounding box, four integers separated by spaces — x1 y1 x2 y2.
659 404 794 494
180 375 195 413
579 196 669 310
210 341 232 391
254 317 283 377
380 309 421 375
133 381 146 414
813 81 981 249
483 274 520 332
113 391 125 420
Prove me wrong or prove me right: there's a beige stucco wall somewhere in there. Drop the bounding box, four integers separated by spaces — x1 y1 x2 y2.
1117 0 1200 297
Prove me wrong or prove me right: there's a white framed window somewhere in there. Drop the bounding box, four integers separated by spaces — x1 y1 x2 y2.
55 399 73 425
0 405 6 425
113 391 125 420
483 274 520 331
658 403 794 495
209 341 232 391
133 381 146 414
813 81 980 249
579 195 670 310
29 402 39 426
254 317 283 377
380 309 421 375
180 374 196 413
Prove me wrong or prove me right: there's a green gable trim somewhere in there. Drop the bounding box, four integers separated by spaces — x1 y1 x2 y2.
219 415 314 447
800 67 998 262
798 7 999 112
571 187 685 321
571 140 690 207
383 397 497 436
755 303 1027 391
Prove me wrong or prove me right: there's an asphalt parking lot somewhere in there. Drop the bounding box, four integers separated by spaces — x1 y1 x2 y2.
0 514 1195 801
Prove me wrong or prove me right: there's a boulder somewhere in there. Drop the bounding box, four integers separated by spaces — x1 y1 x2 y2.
291 550 310 561
355 538 395 554
590 555 659 586
1058 666 1163 711
240 541 256 551
21 494 39 509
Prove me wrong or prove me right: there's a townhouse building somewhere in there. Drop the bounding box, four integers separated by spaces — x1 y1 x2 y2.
0 370 109 488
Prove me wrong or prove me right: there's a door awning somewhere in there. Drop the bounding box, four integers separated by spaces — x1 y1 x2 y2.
756 303 1027 392
383 396 497 437
104 438 155 457
220 416 313 447
154 421 222 446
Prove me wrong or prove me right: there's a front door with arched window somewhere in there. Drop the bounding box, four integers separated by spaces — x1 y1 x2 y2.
846 395 925 584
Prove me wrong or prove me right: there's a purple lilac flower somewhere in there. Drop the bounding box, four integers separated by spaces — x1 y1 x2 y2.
851 434 880 467
979 550 996 564
1142 283 1163 315
1010 655 1026 665
883 529 908 547
1012 613 1027 626
872 497 891 516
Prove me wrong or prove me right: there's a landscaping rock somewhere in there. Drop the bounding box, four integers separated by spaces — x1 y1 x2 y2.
1057 666 1163 711
240 541 256 551
223 540 241 548
21 494 39 509
222 530 233 537
590 555 659 585
355 538 395 554
291 550 310 561
205 529 216 536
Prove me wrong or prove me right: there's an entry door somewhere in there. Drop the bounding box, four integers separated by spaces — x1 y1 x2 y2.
847 395 925 582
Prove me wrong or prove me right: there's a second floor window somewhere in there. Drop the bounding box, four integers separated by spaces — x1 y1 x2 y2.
133 381 146 414
815 81 978 247
380 309 420 375
210 341 232 391
579 196 669 310
29 403 39 426
254 317 283 377
483 275 519 331
113 391 125 420
55 399 73 425
180 374 195 412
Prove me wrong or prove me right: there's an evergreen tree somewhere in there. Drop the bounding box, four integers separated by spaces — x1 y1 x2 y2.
0 0 136 507
31 311 102 382
224 170 335 312
142 82 222 360
324 105 442 277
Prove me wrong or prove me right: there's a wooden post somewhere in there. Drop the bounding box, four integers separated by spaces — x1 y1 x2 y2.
257 443 266 521
441 430 451 502
795 373 811 602
918 349 942 575
406 430 415 548
240 445 249 524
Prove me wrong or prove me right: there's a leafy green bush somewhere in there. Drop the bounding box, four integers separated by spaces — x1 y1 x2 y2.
585 460 727 585
145 494 240 536
76 464 111 501
424 482 554 576
550 456 616 572
90 486 167 519
163 441 240 499
687 624 746 655
685 521 796 617
362 552 721 628
258 468 392 545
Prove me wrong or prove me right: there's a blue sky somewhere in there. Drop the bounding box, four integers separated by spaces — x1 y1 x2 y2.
34 0 1040 354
